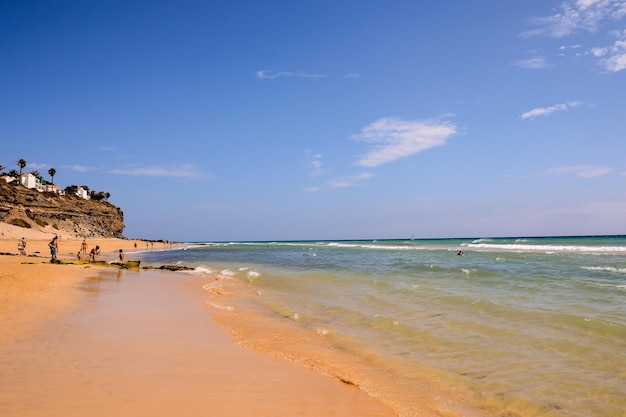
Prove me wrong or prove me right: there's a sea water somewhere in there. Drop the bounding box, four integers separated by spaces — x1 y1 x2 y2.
137 236 626 417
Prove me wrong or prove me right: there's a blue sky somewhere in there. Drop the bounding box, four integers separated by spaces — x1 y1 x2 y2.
1 0 625 241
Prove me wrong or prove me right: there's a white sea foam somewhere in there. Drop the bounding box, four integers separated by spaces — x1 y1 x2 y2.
594 282 626 289
467 243 626 254
247 270 260 278
472 238 493 243
206 300 234 311
573 279 626 290
194 266 213 275
217 269 236 279
582 266 626 274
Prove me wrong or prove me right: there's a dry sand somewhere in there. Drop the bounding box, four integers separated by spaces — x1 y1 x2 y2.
0 223 395 417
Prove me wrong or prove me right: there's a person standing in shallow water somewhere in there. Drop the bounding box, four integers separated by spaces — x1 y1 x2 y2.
118 249 125 262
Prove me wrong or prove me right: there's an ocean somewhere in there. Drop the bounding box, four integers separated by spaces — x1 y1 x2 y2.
136 235 626 417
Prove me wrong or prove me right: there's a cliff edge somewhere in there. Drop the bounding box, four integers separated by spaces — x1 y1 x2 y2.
0 181 125 238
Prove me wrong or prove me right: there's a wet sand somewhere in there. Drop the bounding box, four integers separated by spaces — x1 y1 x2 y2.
0 225 395 417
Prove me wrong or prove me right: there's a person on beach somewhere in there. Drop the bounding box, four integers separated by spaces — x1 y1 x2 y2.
49 236 58 260
118 249 125 262
89 248 96 261
81 239 88 256
17 239 24 256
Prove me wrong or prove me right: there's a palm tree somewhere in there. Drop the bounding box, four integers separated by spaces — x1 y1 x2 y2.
48 168 57 185
0 164 5 173
17 159 27 176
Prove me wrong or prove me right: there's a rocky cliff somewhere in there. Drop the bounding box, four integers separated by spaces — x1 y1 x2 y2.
0 181 125 238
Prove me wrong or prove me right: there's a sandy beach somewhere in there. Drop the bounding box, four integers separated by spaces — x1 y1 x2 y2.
0 223 395 417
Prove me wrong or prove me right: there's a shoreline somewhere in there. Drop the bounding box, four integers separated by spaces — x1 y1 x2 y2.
0 229 396 416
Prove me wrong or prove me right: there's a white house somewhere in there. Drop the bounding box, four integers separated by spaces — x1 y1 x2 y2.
76 186 90 200
10 172 90 199
20 173 40 189
44 184 62 194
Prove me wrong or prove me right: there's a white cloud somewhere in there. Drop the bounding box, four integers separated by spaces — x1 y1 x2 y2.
522 1 626 71
328 172 372 188
26 162 47 170
350 117 457 168
305 151 328 177
592 30 626 71
520 101 583 119
63 164 95 173
110 164 206 179
523 0 626 38
513 56 553 69
547 164 613 178
256 70 326 80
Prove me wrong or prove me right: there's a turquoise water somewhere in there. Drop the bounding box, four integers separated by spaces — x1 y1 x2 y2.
138 236 626 417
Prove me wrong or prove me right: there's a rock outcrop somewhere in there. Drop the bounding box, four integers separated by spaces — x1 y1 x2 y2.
0 181 125 238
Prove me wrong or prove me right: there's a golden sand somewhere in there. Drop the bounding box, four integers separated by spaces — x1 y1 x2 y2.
0 223 395 417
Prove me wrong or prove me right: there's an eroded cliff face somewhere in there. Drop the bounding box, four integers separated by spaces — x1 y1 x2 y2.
0 181 125 238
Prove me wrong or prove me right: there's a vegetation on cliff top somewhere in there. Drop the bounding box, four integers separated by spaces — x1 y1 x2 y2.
1 159 112 201
0 159 125 238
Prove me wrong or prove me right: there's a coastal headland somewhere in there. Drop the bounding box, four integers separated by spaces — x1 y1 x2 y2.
0 222 396 416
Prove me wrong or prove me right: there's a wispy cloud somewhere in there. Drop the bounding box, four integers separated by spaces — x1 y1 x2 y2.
349 117 457 168
99 146 117 152
256 70 326 80
591 29 626 71
522 0 626 38
522 1 626 71
328 173 372 188
26 162 47 170
547 164 613 178
110 164 207 179
62 164 96 173
305 150 328 177
520 101 583 119
513 56 553 69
